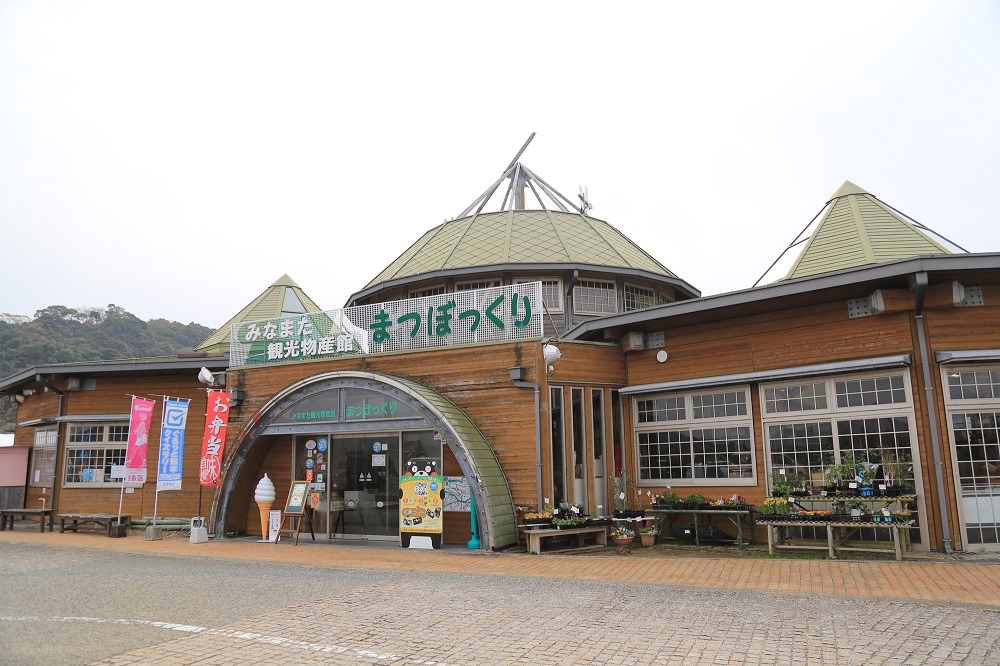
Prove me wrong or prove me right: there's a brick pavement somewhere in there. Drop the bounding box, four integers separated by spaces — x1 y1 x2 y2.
2 528 999 606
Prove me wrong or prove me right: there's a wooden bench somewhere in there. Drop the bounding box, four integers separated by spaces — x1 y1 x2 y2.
0 508 55 533
58 513 132 537
525 526 607 555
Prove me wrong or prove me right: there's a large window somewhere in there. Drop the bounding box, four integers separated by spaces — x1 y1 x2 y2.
30 429 58 488
456 279 500 291
573 279 616 315
64 423 130 486
943 366 1000 548
634 387 755 485
761 373 917 494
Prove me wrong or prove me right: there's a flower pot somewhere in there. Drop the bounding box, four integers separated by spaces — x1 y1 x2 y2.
613 537 634 547
639 534 655 546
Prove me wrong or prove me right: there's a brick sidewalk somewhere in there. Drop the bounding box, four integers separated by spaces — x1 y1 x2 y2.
3 529 999 606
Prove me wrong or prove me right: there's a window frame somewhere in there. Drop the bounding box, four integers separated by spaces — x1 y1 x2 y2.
573 279 617 315
623 283 656 312
408 284 446 299
515 277 563 313
455 278 501 291
30 428 58 488
63 422 141 488
632 385 756 487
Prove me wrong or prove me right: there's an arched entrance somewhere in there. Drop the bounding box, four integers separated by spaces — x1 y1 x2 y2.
212 371 517 550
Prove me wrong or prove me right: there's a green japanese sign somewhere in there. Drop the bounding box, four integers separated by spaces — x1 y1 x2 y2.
231 282 542 367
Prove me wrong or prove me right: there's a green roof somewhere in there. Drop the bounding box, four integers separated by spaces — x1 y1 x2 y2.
195 275 322 353
364 209 677 289
783 181 952 281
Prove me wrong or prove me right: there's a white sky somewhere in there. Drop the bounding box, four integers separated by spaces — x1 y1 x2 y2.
1 1 998 329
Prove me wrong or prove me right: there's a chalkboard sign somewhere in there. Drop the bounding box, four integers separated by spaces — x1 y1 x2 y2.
284 480 310 515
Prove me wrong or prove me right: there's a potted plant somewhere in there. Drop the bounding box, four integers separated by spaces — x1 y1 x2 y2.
652 490 681 509
613 471 643 518
610 526 635 547
682 493 707 509
844 499 869 522
637 525 658 546
523 503 554 527
551 516 587 530
756 497 790 521
771 480 796 497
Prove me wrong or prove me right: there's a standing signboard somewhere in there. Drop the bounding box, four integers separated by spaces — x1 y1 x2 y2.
277 480 315 545
399 458 445 549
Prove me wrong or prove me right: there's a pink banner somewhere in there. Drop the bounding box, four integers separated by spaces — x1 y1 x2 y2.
125 396 155 483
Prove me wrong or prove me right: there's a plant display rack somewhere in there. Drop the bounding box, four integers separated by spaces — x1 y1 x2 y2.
756 495 916 560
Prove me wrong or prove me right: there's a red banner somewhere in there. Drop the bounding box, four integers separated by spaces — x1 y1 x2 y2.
125 396 155 483
199 390 232 487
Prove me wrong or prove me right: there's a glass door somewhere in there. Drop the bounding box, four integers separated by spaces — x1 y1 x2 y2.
330 434 400 540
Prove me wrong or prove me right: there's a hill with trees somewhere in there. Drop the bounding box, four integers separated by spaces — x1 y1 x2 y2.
0 305 212 432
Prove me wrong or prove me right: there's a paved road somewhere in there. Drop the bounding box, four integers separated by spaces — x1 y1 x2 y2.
2 540 1000 665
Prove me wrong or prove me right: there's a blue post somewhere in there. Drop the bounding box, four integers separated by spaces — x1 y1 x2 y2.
467 493 481 549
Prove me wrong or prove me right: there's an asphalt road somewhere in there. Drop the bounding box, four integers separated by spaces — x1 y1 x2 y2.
2 541 999 665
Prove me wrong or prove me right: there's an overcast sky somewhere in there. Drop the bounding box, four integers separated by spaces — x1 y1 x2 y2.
1 1 997 330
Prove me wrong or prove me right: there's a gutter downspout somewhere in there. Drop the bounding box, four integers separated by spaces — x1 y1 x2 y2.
35 374 64 512
913 272 954 554
512 377 543 511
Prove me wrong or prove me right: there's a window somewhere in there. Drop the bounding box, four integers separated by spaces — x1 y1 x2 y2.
456 279 500 291
574 279 616 314
409 285 446 299
634 387 755 485
761 373 916 492
942 365 1000 548
64 423 130 486
762 372 920 544
516 278 563 312
623 284 655 312
30 429 57 488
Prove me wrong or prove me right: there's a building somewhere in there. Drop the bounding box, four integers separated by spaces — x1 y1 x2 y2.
3 163 999 553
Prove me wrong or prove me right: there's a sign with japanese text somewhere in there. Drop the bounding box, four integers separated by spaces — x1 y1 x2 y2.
230 282 542 368
125 396 155 484
156 398 190 491
199 390 231 487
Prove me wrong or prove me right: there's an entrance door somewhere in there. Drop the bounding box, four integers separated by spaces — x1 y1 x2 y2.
330 434 400 539
951 411 1000 550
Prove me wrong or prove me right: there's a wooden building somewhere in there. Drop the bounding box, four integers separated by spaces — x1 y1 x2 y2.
3 174 998 554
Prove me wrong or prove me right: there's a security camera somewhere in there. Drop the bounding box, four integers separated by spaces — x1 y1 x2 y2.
198 367 215 385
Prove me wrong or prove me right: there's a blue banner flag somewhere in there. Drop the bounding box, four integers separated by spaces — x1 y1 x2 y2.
156 398 190 491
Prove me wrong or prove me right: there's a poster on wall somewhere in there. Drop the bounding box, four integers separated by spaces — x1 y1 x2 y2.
399 458 444 549
444 476 472 512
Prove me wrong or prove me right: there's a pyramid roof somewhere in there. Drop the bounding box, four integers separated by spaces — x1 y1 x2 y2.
782 181 952 281
195 275 322 353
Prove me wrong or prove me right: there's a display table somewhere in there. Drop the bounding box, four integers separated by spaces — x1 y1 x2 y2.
647 508 755 547
759 519 914 560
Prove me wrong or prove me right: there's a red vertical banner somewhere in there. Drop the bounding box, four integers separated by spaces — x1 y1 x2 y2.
199 390 232 487
125 397 155 484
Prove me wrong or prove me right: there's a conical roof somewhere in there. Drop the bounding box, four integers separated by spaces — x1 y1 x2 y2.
195 275 322 353
782 181 952 280
362 209 678 290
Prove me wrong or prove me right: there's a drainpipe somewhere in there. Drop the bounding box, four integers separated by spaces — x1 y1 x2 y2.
35 374 64 512
913 272 954 554
510 371 543 511
564 270 579 331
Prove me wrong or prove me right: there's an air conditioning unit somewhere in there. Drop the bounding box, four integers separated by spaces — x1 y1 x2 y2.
623 331 645 352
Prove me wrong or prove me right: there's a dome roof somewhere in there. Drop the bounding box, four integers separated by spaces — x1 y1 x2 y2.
351 209 690 302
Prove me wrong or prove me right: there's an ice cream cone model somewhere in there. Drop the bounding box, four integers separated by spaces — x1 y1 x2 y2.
254 473 277 541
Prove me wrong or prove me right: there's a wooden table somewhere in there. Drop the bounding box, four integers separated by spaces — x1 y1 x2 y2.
760 519 913 560
58 513 132 537
0 508 55 533
647 509 755 547
524 526 608 554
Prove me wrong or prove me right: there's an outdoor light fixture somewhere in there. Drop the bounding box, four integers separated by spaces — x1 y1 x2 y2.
542 343 562 374
198 367 215 385
14 394 25 404
508 366 526 382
